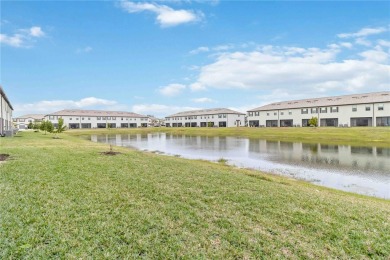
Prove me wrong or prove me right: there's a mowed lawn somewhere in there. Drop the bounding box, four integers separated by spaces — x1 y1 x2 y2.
1 131 389 258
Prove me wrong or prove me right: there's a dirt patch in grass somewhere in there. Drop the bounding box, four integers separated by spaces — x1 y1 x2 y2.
0 154 10 161
100 151 122 156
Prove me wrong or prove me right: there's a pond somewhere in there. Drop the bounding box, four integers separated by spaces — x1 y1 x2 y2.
91 133 390 199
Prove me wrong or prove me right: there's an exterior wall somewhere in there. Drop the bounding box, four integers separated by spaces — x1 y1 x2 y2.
247 102 390 127
45 115 150 128
165 113 245 127
13 117 44 130
1 92 13 134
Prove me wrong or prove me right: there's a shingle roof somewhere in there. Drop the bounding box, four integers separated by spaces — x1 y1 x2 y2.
248 91 390 112
0 86 13 110
15 114 45 120
47 109 148 118
166 108 245 118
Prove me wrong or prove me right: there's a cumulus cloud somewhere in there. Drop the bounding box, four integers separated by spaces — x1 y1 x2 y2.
191 97 215 103
119 1 203 27
132 104 199 117
29 26 45 37
14 97 120 115
158 83 186 96
0 26 45 48
188 42 390 95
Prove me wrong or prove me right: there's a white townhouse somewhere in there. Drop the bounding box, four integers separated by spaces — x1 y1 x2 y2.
45 109 150 129
165 108 245 127
247 91 390 127
13 114 45 130
0 86 13 135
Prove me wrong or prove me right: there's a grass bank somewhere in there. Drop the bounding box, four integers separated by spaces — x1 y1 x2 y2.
1 132 389 258
67 127 390 147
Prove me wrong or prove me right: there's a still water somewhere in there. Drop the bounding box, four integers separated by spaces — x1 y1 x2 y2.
91 133 390 199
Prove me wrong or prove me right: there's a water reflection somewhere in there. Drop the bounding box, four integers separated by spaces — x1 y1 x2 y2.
91 133 390 199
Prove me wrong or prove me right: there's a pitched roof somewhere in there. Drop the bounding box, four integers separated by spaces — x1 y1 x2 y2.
0 86 13 110
248 91 390 112
46 109 148 118
15 114 45 120
166 108 245 118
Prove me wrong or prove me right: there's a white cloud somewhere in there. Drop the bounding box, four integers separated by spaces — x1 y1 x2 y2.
0 34 24 47
132 104 199 117
189 46 209 55
378 39 390 47
355 37 371 46
0 26 45 48
188 44 390 95
119 1 203 27
337 26 387 38
158 83 186 96
191 97 215 103
189 82 207 91
14 97 120 115
29 26 45 37
359 48 389 63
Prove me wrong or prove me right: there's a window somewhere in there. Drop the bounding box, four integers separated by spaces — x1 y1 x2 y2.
88 118 91 120
378 104 384 111
97 117 101 120
331 107 338 113
274 112 277 116
288 110 292 115
75 118 79 120
102 117 106 120
248 112 253 116
311 108 318 114
218 114 222 118
267 113 270 116
19 119 25 122
301 108 308 114
365 105 371 111
70 118 72 120
352 106 357 112
82 117 84 120
280 112 284 115
112 117 116 120
320 107 327 113
255 112 259 116
107 117 111 120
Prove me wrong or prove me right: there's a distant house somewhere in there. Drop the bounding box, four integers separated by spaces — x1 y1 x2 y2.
13 114 45 130
247 91 390 127
147 115 164 127
165 108 245 127
0 86 13 135
45 109 150 129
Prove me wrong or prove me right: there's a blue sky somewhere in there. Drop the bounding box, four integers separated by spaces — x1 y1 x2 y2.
1 1 389 117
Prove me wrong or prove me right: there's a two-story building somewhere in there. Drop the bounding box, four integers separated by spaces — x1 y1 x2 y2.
0 86 13 135
247 91 390 127
165 108 245 127
13 114 45 130
45 109 150 129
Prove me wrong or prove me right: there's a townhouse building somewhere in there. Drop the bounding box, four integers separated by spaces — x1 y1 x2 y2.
165 108 245 127
0 86 13 135
247 91 390 127
13 114 45 130
45 109 150 129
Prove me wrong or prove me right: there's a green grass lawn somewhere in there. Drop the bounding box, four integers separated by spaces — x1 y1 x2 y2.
1 131 389 258
67 126 390 147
